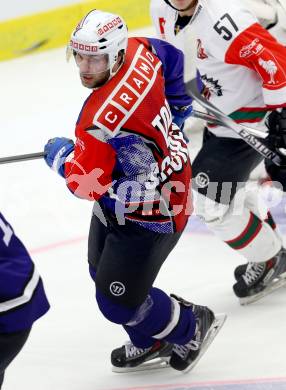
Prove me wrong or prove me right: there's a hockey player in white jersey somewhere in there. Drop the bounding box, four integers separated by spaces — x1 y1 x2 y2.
150 0 286 48
150 0 286 304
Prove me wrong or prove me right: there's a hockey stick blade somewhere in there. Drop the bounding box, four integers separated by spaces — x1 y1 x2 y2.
0 152 45 165
182 24 283 166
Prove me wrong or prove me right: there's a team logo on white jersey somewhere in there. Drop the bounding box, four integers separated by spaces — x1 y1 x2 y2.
258 58 278 84
197 39 208 59
158 17 166 39
201 74 223 99
239 38 263 58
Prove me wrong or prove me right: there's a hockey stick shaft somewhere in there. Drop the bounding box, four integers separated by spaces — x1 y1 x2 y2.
192 110 267 139
0 152 45 165
183 25 282 166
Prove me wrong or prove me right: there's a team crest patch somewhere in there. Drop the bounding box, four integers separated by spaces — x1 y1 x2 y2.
197 39 208 59
195 172 210 188
258 58 278 84
239 38 263 58
201 74 223 98
110 281 126 296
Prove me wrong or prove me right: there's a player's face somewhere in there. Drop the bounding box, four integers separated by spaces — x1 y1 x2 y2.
169 0 196 12
75 53 110 89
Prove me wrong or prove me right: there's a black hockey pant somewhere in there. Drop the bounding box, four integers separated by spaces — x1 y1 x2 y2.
0 328 31 389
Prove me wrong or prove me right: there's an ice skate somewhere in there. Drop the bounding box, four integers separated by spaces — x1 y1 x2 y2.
233 248 286 305
234 263 248 281
111 340 173 372
169 296 226 373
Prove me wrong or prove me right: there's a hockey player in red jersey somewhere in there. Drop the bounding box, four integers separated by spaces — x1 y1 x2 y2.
43 10 226 372
151 0 286 304
0 213 49 389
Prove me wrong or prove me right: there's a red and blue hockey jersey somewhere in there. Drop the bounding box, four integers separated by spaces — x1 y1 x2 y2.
64 37 192 233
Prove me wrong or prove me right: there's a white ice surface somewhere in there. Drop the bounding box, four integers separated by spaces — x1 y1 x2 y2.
0 28 286 390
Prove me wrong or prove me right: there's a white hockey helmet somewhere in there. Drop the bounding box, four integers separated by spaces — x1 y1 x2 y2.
67 9 128 76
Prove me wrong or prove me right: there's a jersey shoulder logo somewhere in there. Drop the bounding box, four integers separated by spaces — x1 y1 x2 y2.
239 38 263 59
258 58 278 84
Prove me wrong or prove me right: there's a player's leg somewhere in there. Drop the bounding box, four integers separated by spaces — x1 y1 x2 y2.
88 213 225 372
192 130 286 304
0 328 31 389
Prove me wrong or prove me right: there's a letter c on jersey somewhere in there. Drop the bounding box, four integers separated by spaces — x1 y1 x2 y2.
110 281 126 296
105 111 118 124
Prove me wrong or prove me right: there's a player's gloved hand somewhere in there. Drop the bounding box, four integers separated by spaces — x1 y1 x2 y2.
170 105 193 143
265 158 286 191
44 137 74 178
171 104 193 129
266 108 286 155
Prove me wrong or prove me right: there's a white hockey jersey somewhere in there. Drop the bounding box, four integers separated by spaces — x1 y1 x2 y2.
150 0 286 138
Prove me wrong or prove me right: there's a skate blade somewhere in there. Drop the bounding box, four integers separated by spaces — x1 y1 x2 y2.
239 272 286 305
111 357 170 373
183 313 227 374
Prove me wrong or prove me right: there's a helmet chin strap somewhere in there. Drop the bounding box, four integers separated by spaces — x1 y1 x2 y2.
163 0 194 12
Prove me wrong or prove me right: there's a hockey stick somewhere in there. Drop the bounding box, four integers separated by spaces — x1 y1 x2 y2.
0 152 45 165
183 25 283 166
191 110 268 139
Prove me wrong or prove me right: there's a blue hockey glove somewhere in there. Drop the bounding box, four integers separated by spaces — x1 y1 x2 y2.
171 104 193 129
44 137 74 178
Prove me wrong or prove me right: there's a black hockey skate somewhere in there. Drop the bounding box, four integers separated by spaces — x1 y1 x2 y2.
111 340 173 373
234 263 248 281
233 248 286 305
169 295 226 373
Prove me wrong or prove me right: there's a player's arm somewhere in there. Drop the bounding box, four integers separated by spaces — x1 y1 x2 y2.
147 37 195 127
225 23 286 109
44 130 116 201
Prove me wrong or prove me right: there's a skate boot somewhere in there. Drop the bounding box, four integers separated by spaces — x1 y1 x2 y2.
169 295 226 372
111 340 173 372
233 248 286 305
234 263 248 281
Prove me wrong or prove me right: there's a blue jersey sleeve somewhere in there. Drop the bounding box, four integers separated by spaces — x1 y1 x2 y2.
148 37 192 107
148 38 202 127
